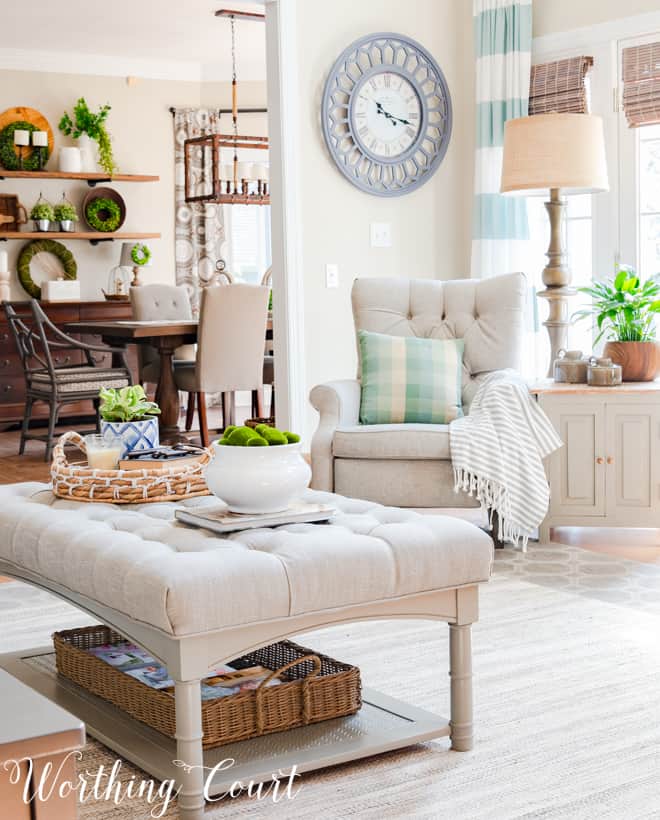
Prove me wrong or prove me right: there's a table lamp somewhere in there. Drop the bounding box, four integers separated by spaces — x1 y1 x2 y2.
500 113 609 375
120 242 152 287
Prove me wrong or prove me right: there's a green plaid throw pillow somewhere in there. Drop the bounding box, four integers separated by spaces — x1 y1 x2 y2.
358 330 464 424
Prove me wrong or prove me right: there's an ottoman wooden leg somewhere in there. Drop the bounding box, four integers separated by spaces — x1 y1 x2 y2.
449 623 473 752
174 679 205 820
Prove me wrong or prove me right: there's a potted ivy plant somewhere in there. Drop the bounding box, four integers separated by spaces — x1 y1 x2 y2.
58 98 117 176
573 267 660 381
29 198 55 232
98 385 161 458
53 197 78 232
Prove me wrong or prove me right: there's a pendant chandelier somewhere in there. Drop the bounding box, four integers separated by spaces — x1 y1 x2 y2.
183 8 269 206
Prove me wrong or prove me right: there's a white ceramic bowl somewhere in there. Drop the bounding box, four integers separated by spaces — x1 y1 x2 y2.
205 441 311 514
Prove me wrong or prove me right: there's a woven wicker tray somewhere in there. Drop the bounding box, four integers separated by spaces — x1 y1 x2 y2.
51 431 211 504
54 626 362 749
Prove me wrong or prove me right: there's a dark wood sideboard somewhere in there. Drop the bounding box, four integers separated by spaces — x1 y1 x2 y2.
0 301 139 426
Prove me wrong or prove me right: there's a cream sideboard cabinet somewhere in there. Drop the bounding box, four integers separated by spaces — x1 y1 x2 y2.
531 381 660 541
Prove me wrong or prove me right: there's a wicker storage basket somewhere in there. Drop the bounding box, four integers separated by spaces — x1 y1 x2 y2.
51 431 211 504
54 626 362 749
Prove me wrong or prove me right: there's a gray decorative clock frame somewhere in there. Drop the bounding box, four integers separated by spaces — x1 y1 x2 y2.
321 32 453 197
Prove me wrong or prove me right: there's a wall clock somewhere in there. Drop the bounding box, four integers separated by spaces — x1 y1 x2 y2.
321 33 452 197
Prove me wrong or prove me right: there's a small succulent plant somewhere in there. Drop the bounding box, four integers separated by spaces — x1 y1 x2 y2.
99 385 161 422
217 424 300 447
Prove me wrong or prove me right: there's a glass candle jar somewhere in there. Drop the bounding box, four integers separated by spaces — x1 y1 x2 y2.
85 434 122 470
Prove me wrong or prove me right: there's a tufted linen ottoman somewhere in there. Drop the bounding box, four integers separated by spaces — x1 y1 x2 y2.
0 482 492 820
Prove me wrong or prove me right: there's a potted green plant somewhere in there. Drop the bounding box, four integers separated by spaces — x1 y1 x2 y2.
29 197 55 232
98 385 161 458
53 197 78 232
573 267 660 381
58 98 117 176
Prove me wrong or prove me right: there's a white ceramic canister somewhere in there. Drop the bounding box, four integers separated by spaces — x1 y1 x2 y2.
59 147 82 174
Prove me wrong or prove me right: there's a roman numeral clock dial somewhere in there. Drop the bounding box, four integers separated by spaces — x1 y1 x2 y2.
321 33 452 197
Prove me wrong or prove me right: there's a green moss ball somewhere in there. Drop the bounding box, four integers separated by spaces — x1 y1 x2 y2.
260 427 288 446
246 435 268 447
226 427 260 446
284 432 300 443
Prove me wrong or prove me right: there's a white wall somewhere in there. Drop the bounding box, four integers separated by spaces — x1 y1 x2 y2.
0 70 201 300
533 0 660 35
294 0 475 440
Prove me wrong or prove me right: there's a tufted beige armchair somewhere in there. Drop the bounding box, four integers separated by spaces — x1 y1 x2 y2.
310 273 526 507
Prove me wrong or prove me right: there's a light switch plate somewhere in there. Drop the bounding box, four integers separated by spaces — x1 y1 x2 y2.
370 222 392 248
325 263 339 288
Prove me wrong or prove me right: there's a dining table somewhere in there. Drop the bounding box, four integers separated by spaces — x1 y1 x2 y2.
65 318 273 444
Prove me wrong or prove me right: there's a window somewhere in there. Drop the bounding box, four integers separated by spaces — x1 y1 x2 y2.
638 123 660 278
618 32 660 281
224 204 272 283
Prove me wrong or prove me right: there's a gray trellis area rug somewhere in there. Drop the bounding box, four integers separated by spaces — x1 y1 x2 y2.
2 542 660 819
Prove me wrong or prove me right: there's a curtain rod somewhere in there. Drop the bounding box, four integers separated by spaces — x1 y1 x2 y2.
169 107 267 115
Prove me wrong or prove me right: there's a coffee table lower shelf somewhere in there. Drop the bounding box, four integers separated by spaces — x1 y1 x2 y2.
0 647 450 794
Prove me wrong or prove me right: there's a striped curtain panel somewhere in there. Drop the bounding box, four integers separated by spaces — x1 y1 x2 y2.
471 0 533 279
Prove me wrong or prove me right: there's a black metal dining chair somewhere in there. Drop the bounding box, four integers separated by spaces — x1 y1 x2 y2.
4 300 132 461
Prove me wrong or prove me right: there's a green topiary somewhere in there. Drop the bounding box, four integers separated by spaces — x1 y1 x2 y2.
54 202 78 222
30 201 55 221
86 197 121 232
0 121 49 171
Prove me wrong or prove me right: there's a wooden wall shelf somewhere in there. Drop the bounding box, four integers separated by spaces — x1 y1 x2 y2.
0 170 159 187
0 231 161 245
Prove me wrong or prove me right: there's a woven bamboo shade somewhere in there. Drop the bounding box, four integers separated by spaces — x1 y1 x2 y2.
622 42 660 128
529 56 593 116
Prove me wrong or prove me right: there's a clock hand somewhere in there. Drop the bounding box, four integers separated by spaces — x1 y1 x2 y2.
374 101 412 126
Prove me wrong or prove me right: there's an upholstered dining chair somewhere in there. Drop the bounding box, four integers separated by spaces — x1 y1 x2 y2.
129 284 198 430
4 301 132 461
309 273 526 508
174 283 270 446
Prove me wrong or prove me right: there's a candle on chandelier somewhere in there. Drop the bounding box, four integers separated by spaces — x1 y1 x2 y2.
0 250 7 272
32 131 48 147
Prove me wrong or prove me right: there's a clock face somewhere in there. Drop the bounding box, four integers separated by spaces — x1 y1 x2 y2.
352 71 422 160
322 33 452 197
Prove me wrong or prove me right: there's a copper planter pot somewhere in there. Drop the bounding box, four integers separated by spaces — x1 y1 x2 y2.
602 341 659 382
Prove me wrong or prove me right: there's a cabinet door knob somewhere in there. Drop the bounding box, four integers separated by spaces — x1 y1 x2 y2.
596 457 604 464
607 456 614 465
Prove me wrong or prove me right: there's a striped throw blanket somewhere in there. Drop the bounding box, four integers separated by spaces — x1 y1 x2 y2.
450 370 562 549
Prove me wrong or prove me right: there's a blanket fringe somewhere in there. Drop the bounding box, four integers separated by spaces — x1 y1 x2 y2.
453 467 530 551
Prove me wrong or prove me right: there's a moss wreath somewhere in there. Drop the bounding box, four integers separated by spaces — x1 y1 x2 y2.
85 197 121 232
0 121 50 172
131 243 151 266
17 239 77 299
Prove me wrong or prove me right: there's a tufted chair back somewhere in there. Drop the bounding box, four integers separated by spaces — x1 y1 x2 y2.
130 284 194 377
352 273 526 405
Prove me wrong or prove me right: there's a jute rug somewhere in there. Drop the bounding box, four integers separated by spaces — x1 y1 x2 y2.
2 544 660 819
